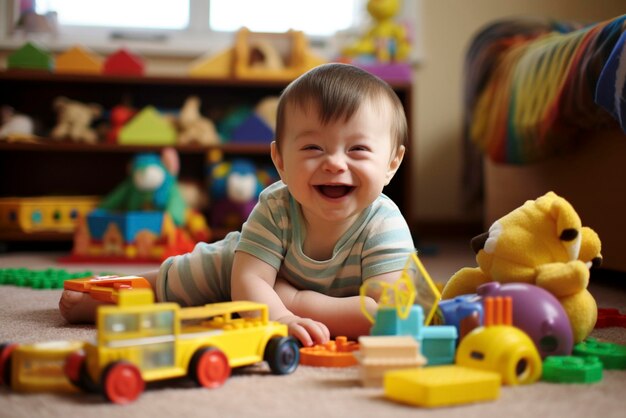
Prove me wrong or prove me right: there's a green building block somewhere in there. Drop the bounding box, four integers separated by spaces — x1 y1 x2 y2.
0 268 95 289
573 338 626 370
542 355 603 384
7 42 54 71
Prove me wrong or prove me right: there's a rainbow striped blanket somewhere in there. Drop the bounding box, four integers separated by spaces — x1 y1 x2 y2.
465 15 626 164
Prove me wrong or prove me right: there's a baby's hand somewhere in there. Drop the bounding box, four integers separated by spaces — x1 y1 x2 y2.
276 314 330 347
58 290 106 324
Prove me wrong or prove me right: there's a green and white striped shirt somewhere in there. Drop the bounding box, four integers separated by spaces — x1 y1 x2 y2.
156 181 415 306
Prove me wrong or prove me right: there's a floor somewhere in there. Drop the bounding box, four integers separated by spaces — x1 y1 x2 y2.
0 237 477 287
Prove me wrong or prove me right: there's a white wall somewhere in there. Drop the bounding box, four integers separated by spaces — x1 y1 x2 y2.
413 0 625 224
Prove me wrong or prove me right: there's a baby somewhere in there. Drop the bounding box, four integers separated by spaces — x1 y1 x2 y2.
60 63 415 346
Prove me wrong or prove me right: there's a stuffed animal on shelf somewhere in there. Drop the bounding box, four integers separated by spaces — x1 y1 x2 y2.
177 96 220 146
50 96 102 144
342 0 411 62
98 148 188 226
207 155 277 229
441 191 602 343
0 105 35 141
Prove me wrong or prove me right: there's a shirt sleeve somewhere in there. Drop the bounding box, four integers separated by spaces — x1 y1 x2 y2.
361 200 416 280
235 184 289 271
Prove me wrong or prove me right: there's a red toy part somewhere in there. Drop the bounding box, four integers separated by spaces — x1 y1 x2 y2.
103 48 145 76
63 275 152 303
299 336 359 367
596 308 626 329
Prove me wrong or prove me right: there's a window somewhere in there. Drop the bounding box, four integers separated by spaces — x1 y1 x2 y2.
1 0 420 60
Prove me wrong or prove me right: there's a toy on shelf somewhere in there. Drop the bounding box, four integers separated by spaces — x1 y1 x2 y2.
230 96 278 144
68 149 210 262
356 335 426 387
442 191 602 344
177 96 220 145
542 356 603 384
189 28 325 81
0 290 300 403
64 275 152 303
207 152 277 230
340 0 412 82
54 45 103 75
0 196 100 234
299 336 359 368
384 365 501 408
7 41 53 71
103 48 145 76
0 105 35 141
106 103 136 144
118 106 177 146
455 297 543 385
50 96 103 144
361 253 457 366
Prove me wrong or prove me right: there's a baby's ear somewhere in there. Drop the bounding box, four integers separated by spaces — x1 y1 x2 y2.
270 141 286 181
385 145 405 184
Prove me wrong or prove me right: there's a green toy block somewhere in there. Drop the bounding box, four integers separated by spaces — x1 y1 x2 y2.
573 338 626 370
7 42 54 71
118 106 177 146
542 355 603 384
0 268 96 289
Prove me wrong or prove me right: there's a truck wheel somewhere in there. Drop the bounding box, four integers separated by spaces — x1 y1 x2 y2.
264 337 299 375
101 361 144 404
189 347 231 389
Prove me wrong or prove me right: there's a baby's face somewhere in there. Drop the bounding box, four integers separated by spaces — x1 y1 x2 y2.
271 99 403 226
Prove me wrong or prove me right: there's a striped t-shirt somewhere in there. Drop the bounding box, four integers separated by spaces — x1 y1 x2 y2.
156 181 415 306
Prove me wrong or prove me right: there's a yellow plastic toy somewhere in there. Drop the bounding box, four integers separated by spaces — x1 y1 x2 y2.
65 290 299 404
118 106 177 146
384 365 501 408
342 0 411 62
441 191 602 343
360 253 440 325
454 297 542 385
189 28 325 81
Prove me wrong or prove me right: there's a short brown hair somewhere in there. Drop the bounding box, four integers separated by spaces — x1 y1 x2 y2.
274 63 407 153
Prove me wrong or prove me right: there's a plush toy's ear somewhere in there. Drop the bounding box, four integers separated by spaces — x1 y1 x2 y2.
548 196 583 261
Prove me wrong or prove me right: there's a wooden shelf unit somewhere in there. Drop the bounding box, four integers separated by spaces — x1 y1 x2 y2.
0 70 413 244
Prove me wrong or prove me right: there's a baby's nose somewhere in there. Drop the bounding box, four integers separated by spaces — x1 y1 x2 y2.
323 154 347 172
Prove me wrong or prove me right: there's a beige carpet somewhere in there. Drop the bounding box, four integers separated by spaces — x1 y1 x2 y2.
0 250 625 418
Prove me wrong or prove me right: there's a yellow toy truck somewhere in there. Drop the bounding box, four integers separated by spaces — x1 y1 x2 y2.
1 289 300 404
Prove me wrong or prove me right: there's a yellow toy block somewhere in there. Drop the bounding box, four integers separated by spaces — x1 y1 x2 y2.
384 365 501 407
55 45 103 75
118 106 177 146
0 196 99 233
189 48 233 78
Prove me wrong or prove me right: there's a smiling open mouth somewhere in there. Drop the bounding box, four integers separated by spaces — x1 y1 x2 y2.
315 185 355 198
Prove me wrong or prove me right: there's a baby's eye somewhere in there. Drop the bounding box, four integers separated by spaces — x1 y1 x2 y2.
301 144 322 151
349 145 371 152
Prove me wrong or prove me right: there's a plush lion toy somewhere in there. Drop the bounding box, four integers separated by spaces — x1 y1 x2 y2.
441 191 602 343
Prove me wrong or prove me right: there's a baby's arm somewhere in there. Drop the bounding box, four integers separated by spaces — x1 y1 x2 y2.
231 251 329 346
275 270 402 340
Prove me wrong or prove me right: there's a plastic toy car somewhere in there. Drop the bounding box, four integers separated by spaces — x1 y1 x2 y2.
2 289 300 404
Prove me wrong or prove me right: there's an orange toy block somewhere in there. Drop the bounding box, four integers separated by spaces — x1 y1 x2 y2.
299 336 359 367
63 275 151 303
55 46 103 74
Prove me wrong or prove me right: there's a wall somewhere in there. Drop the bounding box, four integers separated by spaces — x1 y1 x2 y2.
413 0 625 227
